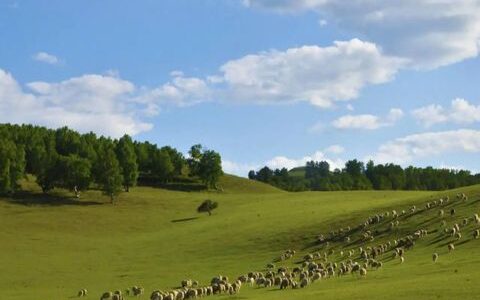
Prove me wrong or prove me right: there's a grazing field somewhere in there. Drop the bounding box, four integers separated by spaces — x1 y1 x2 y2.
1 175 479 299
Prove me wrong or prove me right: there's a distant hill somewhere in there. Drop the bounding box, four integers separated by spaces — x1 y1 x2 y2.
288 167 306 178
218 174 283 194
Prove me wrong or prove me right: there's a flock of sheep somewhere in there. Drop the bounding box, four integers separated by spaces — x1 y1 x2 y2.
80 192 478 299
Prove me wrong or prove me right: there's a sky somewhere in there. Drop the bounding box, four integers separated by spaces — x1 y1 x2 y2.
1 0 480 176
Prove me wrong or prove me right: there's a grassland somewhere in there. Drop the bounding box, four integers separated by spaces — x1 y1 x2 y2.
0 175 479 299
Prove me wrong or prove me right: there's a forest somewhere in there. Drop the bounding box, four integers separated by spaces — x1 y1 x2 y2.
0 124 223 202
249 160 480 192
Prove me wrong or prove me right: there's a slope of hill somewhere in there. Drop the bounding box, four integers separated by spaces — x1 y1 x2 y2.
0 176 479 299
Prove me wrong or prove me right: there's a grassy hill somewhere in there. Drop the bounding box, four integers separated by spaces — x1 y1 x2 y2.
0 175 479 299
288 166 306 178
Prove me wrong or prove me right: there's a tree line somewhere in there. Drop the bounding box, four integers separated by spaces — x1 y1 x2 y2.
0 124 223 202
248 159 480 192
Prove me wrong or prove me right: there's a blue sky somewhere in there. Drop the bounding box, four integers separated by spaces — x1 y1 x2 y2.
1 0 479 176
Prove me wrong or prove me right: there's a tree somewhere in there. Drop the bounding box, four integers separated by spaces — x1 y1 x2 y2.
248 170 256 180
198 150 223 189
0 139 25 194
58 155 91 197
97 142 123 204
152 149 174 183
197 199 218 216
116 135 139 192
187 144 203 176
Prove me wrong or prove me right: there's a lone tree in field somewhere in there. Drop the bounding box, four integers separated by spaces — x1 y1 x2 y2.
197 199 218 216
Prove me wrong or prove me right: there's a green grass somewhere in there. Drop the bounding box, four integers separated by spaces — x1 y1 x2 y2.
1 175 479 299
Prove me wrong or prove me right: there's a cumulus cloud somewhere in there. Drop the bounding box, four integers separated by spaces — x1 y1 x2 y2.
0 69 152 137
138 74 211 114
217 39 404 107
412 98 480 127
32 52 60 65
332 108 403 130
369 129 480 164
243 0 480 69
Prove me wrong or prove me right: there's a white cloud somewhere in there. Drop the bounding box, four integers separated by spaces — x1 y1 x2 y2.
324 144 345 154
139 75 211 111
217 39 405 107
222 160 260 177
332 108 403 130
346 104 354 111
370 129 480 164
32 52 60 65
0 69 152 137
266 150 344 171
244 0 480 69
412 98 480 127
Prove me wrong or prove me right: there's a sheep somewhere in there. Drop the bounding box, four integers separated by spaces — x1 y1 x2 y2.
473 230 479 239
359 268 367 277
400 257 405 264
300 278 309 288
474 213 480 224
448 243 455 252
150 291 163 300
175 291 184 300
463 218 469 226
100 292 113 300
78 289 88 297
455 232 462 241
450 208 456 216
132 286 144 296
266 263 275 269
439 210 444 217
432 253 439 263
280 278 289 290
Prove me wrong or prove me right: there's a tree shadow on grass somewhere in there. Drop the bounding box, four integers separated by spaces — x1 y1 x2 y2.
1 190 103 206
171 217 199 223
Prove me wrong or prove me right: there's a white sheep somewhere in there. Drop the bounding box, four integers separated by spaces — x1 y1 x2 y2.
432 253 439 263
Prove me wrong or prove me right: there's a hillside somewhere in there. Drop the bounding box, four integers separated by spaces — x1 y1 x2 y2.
0 176 479 299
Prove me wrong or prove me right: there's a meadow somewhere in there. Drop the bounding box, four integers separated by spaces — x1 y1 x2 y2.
1 175 479 299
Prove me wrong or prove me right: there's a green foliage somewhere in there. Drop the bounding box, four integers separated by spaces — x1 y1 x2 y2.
116 135 139 192
58 154 91 193
0 139 25 194
97 142 123 203
0 123 207 199
250 159 480 192
152 149 174 183
197 199 218 215
198 150 223 189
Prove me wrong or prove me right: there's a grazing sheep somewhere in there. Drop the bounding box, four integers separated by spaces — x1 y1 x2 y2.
473 230 479 239
150 291 163 300
300 278 309 288
433 253 439 263
100 291 113 300
448 243 455 252
280 278 290 290
360 268 367 277
132 286 144 296
400 257 405 264
439 210 444 217
450 209 456 216
78 289 88 297
455 232 462 241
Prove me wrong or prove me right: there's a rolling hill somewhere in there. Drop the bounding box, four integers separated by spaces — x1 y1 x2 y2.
0 175 479 299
